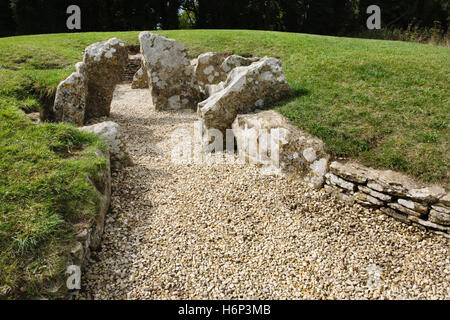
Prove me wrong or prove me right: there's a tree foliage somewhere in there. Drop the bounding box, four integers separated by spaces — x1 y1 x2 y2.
6 0 180 35
0 0 15 37
1 0 449 37
184 0 448 35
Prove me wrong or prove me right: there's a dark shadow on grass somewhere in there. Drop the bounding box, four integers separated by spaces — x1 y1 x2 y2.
268 87 311 109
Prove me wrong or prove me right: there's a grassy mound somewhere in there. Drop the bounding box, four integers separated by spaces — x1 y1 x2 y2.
0 29 448 297
1 30 448 186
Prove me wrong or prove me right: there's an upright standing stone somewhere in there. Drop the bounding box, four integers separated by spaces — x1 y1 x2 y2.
131 66 149 89
53 62 87 125
139 32 201 111
123 54 142 82
83 38 128 120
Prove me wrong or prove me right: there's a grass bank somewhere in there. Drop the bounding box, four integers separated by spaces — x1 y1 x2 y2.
0 37 109 297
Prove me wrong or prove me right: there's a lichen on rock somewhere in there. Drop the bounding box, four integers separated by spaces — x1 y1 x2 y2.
53 69 87 126
195 52 227 88
83 38 128 119
139 32 201 111
232 110 328 188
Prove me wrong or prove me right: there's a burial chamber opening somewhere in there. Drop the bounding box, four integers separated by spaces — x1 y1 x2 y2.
51 38 133 126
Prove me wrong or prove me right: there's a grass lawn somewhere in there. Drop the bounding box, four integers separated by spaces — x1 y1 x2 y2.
0 29 448 297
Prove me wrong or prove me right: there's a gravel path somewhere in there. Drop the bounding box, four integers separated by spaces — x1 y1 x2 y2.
79 84 449 300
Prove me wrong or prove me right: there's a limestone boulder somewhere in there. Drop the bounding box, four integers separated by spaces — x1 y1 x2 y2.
53 66 87 126
232 110 329 188
365 171 445 202
83 38 128 120
330 160 446 203
131 66 149 89
139 32 201 111
198 57 293 135
429 205 450 226
80 121 133 170
123 54 142 83
195 52 226 87
221 55 260 73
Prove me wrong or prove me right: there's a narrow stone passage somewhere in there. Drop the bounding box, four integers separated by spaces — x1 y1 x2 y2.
79 84 449 300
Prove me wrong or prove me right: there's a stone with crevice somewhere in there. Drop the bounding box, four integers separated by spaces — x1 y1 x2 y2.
221 54 260 73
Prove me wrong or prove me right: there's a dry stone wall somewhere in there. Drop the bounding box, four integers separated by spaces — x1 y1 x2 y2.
123 54 142 83
131 66 149 89
323 161 449 236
